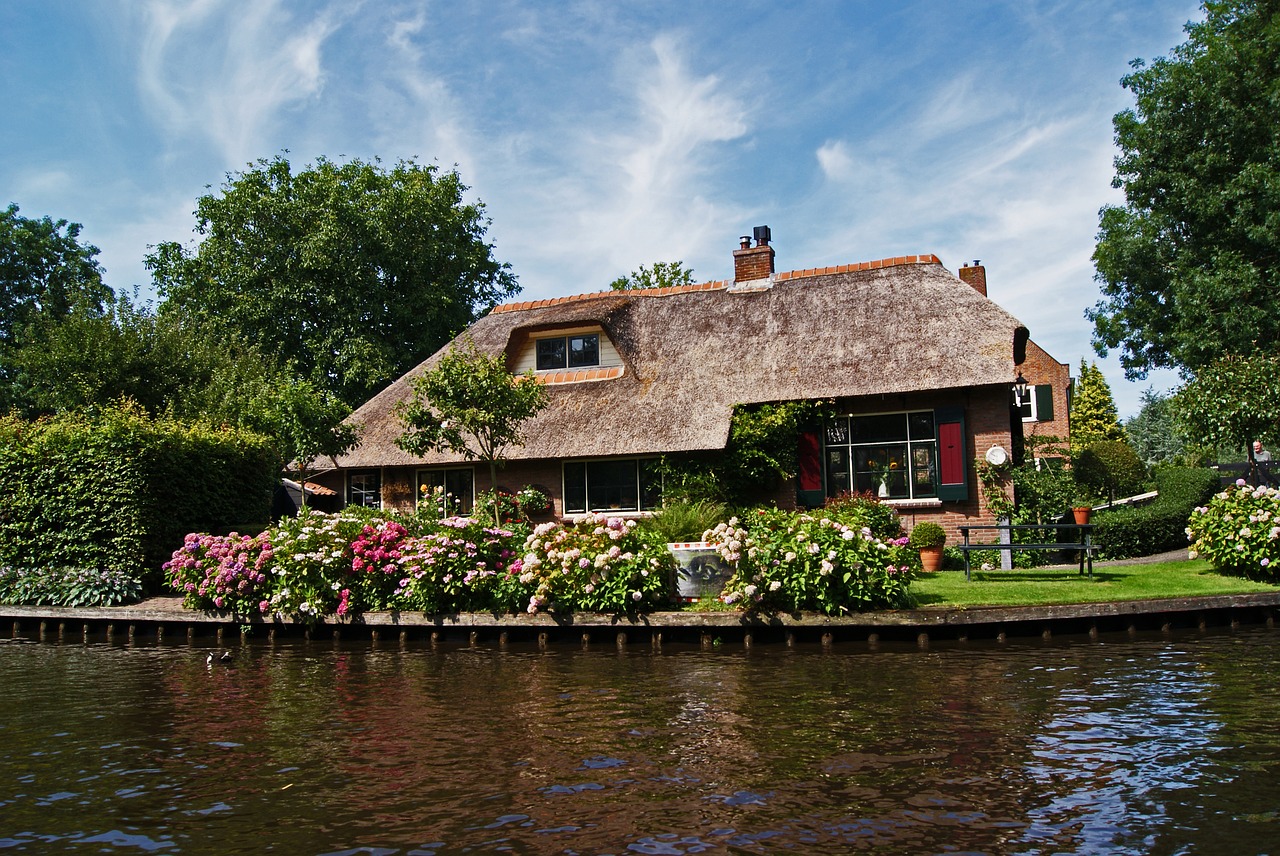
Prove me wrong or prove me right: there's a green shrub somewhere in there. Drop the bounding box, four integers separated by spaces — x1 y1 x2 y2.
822 492 905 540
0 565 144 607
640 499 730 543
1074 439 1148 501
0 406 278 590
1092 467 1220 559
907 521 947 548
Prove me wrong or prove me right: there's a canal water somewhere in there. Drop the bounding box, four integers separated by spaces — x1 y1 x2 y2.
2 629 1279 855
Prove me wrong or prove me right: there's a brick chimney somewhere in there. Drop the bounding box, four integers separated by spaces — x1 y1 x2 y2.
733 226 775 283
959 260 987 296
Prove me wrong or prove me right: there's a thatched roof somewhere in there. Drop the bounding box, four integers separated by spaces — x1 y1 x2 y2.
337 255 1029 468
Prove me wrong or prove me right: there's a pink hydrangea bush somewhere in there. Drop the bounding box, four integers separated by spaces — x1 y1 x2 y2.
163 531 274 613
349 518 411 612
705 507 915 614
519 514 675 615
1186 480 1280 582
395 517 526 614
265 507 371 620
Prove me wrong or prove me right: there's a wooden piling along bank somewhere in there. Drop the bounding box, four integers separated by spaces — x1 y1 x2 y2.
4 593 1280 650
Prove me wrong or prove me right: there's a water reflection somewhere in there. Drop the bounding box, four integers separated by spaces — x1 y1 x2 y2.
2 631 1279 854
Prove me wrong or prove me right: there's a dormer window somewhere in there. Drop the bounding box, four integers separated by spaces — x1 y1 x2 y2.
536 333 600 371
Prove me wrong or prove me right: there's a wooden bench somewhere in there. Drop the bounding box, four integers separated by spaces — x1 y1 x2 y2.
958 523 1096 581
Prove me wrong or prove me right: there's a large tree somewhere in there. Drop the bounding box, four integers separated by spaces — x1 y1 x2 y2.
1088 1 1280 379
148 155 519 406
1172 352 1280 460
1 203 113 406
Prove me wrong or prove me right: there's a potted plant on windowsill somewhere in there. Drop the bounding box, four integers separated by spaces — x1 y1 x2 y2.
908 522 947 572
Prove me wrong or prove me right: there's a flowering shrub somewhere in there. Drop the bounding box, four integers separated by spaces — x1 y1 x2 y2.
519 514 675 614
705 508 916 614
395 517 526 613
0 565 144 607
350 519 411 611
1186 480 1280 582
823 491 904 540
266 508 372 620
163 532 274 613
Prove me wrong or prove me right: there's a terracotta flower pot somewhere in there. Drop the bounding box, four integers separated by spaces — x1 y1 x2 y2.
1072 506 1092 525
919 545 944 572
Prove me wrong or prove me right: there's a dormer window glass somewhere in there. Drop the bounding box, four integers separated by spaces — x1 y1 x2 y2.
537 333 600 371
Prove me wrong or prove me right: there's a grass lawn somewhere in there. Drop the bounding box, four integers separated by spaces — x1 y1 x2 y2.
911 559 1280 609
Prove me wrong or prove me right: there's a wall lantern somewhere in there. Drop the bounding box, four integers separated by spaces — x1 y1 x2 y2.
1012 372 1029 407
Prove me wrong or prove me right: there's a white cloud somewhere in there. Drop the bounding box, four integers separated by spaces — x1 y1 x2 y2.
135 0 345 164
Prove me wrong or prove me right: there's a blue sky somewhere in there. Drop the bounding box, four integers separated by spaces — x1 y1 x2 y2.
2 0 1202 417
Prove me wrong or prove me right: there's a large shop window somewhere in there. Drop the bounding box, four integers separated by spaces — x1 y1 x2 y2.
563 459 661 514
416 468 475 516
536 333 600 371
825 412 939 501
347 471 382 509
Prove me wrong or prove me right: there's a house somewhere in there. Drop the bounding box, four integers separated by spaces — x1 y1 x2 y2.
313 230 1071 536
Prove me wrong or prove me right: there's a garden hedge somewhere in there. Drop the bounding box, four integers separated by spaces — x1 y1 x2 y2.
1091 467 1220 560
0 405 278 587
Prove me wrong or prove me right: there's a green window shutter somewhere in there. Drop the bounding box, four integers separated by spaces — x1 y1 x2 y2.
935 407 968 501
1034 385 1054 421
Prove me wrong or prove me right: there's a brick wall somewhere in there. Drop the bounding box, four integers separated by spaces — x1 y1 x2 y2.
1019 340 1071 449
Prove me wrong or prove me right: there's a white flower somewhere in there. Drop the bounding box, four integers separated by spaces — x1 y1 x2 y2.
744 584 758 596
769 580 782 591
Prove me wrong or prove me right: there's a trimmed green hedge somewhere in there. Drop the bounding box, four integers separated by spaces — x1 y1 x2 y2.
0 406 278 588
1092 467 1220 560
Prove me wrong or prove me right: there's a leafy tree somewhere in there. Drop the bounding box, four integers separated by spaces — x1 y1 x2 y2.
11 294 356 485
1 203 113 406
1124 388 1187 466
395 338 549 525
147 154 519 406
609 261 695 291
1070 359 1125 454
1074 440 1149 503
254 376 358 505
1172 351 1280 461
1088 1 1280 379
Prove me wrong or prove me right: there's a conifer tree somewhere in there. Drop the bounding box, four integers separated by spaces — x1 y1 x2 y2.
1070 360 1125 455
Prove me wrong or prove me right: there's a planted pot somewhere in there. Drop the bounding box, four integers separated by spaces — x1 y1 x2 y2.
1072 506 1092 525
918 545 944 572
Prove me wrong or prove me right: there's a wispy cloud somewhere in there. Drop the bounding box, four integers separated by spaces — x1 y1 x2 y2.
135 0 344 164
490 33 752 287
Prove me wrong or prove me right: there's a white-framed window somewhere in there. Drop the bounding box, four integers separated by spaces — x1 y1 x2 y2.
563 458 661 514
1015 384 1055 423
347 471 382 509
416 468 475 516
536 333 600 371
824 412 938 500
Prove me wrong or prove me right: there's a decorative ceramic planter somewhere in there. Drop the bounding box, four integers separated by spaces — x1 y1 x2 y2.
666 542 732 602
